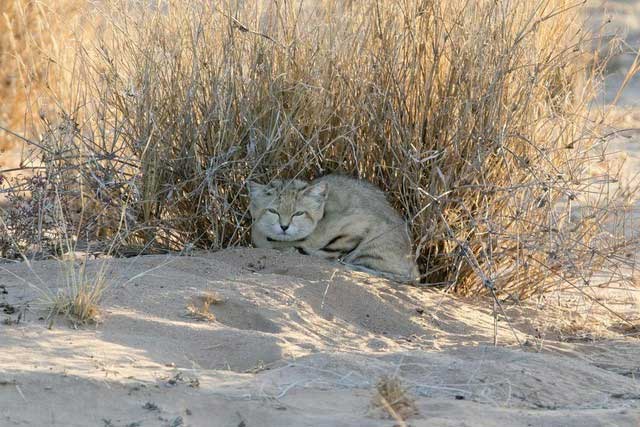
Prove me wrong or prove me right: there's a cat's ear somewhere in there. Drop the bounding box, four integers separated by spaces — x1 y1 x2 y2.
246 181 265 198
302 182 328 201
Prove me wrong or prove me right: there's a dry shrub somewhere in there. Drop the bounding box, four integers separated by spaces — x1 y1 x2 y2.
0 175 52 256
0 0 83 172
3 0 638 298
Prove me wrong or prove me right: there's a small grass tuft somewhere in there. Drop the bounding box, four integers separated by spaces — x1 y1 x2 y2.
47 254 107 327
185 291 223 322
372 375 418 423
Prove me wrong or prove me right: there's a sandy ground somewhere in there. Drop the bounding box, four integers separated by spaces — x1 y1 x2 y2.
1 248 639 427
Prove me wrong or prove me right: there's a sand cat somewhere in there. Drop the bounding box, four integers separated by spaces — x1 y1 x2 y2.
247 174 418 282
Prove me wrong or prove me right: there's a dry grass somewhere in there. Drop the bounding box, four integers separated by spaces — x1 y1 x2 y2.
0 0 82 171
0 0 638 300
0 186 110 327
44 220 110 326
185 291 223 322
372 375 418 423
46 257 106 326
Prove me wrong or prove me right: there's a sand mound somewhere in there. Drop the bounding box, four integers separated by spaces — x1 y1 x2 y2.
1 248 639 426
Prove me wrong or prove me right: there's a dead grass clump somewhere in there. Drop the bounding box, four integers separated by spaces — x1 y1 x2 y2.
47 261 106 326
185 292 223 322
3 0 638 299
45 242 109 327
0 177 111 327
372 375 418 423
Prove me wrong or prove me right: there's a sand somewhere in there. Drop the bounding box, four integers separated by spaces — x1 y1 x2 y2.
0 248 639 426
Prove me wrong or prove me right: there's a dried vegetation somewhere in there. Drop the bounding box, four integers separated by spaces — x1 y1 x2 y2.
0 0 638 301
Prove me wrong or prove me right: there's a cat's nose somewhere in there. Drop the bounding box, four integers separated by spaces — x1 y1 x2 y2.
280 224 289 232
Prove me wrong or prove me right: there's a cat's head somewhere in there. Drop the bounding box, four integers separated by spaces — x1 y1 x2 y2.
247 178 328 242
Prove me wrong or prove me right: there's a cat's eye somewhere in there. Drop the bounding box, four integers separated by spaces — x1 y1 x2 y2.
293 211 305 217
267 208 279 215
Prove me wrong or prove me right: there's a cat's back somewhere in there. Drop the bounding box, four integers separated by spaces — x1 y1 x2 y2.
310 174 417 281
313 174 403 224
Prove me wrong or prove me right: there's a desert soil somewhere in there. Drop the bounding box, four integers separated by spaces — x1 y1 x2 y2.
1 248 639 427
2 1 640 426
